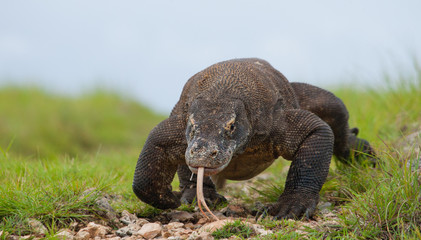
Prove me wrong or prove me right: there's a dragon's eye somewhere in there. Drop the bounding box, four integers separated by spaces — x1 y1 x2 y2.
225 118 236 135
230 124 235 132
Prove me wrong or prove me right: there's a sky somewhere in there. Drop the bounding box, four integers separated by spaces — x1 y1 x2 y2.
0 0 420 113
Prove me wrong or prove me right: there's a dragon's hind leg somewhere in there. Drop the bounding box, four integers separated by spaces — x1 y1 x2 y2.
290 82 375 163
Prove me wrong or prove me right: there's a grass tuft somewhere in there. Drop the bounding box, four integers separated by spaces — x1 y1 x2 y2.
212 219 255 239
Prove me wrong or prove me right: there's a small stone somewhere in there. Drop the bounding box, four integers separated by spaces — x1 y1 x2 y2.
184 223 194 229
128 223 141 231
28 219 47 235
96 196 118 221
107 238 121 240
252 224 272 236
137 223 162 239
187 231 199 240
117 222 142 237
318 201 332 215
197 218 208 225
75 231 90 240
120 210 138 225
221 205 248 217
55 229 75 240
168 237 182 240
136 218 150 226
181 229 193 235
116 226 131 237
162 231 172 238
188 231 213 240
19 235 32 240
193 224 203 229
121 237 137 240
168 211 194 222
199 219 234 233
75 222 111 240
166 222 184 230
69 222 78 230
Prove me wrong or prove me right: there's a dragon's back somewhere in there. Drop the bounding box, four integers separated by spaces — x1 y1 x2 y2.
171 58 299 121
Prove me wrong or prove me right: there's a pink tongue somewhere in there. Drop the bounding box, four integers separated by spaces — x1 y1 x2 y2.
196 167 219 221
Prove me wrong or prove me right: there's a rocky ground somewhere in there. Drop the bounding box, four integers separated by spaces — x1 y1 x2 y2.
2 130 419 240
2 171 343 240
3 202 341 240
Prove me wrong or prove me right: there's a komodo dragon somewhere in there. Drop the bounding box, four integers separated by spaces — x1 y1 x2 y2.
133 58 374 219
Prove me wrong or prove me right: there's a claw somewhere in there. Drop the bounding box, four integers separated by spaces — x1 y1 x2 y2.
254 203 270 222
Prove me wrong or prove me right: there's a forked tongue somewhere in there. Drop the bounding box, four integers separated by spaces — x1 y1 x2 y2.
197 167 219 221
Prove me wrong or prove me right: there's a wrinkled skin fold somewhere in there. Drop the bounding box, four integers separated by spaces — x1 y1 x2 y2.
132 58 375 220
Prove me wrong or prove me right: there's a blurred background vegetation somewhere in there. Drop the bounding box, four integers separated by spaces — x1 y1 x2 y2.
0 67 419 159
0 87 165 158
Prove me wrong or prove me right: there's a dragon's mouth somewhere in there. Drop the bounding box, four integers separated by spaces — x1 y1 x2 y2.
188 161 229 176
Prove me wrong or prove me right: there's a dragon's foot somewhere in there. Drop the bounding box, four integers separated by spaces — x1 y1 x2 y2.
348 128 377 165
257 192 319 220
180 186 227 207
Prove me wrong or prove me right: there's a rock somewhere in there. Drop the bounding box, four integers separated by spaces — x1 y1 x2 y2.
107 238 121 240
252 224 272 236
162 231 172 238
168 237 183 240
75 222 111 240
69 222 79 231
55 229 75 240
96 196 118 221
168 211 194 222
80 188 118 223
120 210 138 225
181 228 193 235
116 223 141 237
184 223 195 229
121 237 137 240
199 219 234 233
188 231 213 240
318 201 332 215
19 235 33 240
27 219 47 235
137 223 162 239
136 218 150 226
220 205 248 217
166 222 184 230
116 226 131 237
75 231 90 240
197 218 209 225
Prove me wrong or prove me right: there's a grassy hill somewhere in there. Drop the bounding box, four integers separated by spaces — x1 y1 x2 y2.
0 69 420 239
0 88 165 157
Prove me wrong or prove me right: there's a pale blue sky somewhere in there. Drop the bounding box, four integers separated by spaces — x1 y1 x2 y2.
1 0 420 113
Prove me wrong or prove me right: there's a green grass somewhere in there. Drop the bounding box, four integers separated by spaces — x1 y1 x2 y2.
0 154 113 235
0 63 420 238
211 219 255 239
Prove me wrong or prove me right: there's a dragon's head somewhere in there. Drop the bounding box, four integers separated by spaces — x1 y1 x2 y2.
185 98 251 176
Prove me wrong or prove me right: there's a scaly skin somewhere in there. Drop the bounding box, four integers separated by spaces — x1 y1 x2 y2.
133 58 375 219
